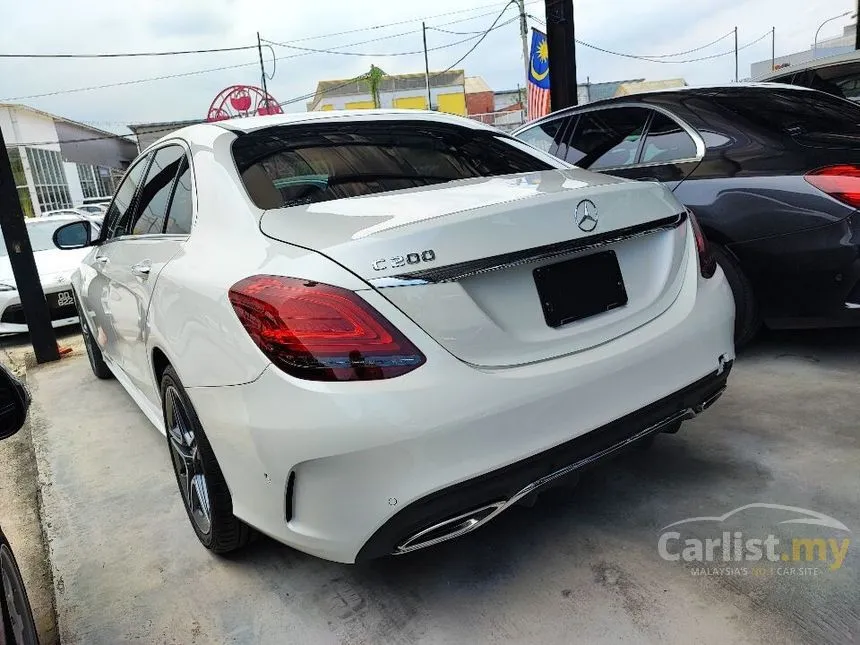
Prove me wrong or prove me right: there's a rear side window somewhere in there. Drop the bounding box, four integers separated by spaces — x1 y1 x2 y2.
566 107 650 169
516 118 565 153
165 162 193 235
640 113 698 163
232 122 553 209
708 90 860 136
131 145 185 236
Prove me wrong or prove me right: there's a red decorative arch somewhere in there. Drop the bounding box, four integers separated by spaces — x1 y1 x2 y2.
206 85 283 122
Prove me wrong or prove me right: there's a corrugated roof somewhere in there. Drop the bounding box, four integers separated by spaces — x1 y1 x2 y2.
582 79 645 101
465 76 492 94
127 119 202 132
614 78 687 96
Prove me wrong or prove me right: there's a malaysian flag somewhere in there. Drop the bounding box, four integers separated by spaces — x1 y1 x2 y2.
527 28 551 120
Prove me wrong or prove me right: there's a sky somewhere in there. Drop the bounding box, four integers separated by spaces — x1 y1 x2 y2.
0 0 854 136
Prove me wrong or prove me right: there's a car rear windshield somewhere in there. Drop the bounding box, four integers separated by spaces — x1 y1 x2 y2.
707 89 860 137
232 121 554 209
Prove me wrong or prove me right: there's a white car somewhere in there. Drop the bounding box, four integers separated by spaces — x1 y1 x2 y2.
0 214 99 333
76 204 109 215
56 110 735 564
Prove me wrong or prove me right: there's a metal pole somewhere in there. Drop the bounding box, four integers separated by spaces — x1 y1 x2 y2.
815 11 853 59
733 27 738 82
257 32 268 109
856 0 860 50
771 27 775 70
0 130 59 363
516 0 530 118
422 22 432 110
545 0 578 109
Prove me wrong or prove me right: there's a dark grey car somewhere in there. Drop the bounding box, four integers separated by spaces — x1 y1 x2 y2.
514 84 860 345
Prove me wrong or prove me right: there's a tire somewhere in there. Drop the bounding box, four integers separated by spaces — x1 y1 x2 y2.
75 296 114 380
712 244 760 348
0 530 39 645
160 366 253 554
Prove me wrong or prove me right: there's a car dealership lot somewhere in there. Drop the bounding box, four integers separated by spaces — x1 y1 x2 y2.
9 328 859 644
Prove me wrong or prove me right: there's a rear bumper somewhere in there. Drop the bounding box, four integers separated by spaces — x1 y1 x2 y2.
357 362 731 561
185 263 735 564
730 212 860 327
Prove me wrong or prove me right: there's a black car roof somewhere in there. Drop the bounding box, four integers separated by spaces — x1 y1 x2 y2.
519 83 815 127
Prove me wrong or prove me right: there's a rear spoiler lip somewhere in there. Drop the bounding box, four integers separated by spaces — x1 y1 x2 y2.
368 211 687 287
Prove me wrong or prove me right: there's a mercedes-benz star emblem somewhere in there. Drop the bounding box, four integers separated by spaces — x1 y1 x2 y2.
575 199 599 232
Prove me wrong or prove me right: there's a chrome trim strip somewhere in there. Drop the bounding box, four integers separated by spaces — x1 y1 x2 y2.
382 211 685 285
845 302 860 310
697 386 726 412
367 276 431 288
394 405 699 555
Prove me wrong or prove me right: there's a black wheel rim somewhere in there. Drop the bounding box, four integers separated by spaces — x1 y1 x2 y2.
165 387 212 535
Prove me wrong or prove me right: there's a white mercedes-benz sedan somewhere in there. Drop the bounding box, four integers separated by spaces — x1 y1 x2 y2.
0 214 99 334
54 110 735 563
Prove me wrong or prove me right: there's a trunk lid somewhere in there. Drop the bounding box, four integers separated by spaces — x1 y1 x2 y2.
260 169 690 367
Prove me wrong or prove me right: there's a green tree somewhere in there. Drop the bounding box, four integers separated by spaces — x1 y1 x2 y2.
367 65 385 108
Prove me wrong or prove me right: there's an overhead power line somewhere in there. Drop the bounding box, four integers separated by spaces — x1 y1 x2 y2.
0 0 535 61
0 45 259 59
13 7 518 146
261 25 510 58
0 5 523 102
574 30 771 64
430 1 516 79
273 0 539 45
528 13 754 63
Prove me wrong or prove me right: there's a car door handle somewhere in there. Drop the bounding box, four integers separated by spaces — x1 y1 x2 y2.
95 255 109 265
131 261 152 278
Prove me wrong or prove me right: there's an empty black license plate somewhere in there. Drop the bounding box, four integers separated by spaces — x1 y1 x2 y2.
533 250 628 328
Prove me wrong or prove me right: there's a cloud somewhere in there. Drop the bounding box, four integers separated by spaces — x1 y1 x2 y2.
145 10 232 38
0 0 853 132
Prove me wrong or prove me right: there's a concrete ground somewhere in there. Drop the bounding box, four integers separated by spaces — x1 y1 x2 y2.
0 327 83 645
12 328 860 644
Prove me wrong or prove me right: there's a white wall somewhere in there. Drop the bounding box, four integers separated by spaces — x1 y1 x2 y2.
64 162 84 206
0 106 61 151
1 106 73 215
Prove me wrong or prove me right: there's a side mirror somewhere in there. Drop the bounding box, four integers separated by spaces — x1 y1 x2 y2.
0 364 30 440
53 220 93 250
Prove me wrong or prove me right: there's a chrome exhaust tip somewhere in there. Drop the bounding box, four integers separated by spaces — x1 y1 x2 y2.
392 397 723 556
696 386 726 413
395 502 505 555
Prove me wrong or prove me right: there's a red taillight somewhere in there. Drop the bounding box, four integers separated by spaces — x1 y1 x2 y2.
805 165 860 208
687 209 716 279
228 276 425 381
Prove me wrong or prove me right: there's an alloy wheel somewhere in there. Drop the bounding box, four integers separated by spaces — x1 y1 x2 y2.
165 387 212 535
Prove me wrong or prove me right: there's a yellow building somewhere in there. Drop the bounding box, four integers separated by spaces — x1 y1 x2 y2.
308 70 467 116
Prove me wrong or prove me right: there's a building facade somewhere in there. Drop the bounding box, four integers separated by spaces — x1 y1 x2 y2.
1 104 136 217
750 23 856 78
309 70 467 115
